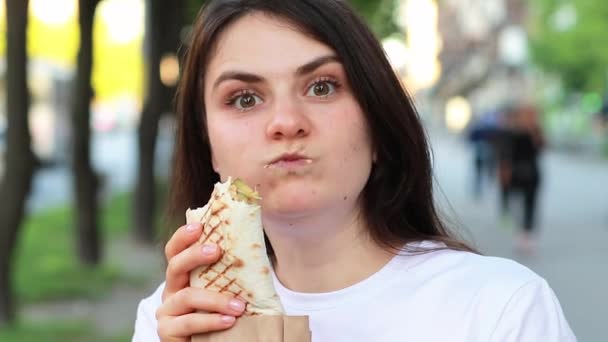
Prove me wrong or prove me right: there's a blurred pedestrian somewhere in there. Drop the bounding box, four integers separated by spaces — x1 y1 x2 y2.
499 104 546 254
493 107 515 224
467 109 500 199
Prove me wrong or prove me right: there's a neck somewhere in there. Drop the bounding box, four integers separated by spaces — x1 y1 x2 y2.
263 204 394 293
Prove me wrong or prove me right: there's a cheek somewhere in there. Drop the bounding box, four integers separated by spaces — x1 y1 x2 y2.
207 118 244 164
324 105 373 194
332 108 373 164
344 134 373 171
207 116 260 178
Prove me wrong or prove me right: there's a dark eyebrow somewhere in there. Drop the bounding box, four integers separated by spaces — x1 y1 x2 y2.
212 72 265 91
295 55 340 76
211 54 340 91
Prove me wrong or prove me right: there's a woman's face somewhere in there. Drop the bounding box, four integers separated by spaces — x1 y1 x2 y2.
203 13 374 217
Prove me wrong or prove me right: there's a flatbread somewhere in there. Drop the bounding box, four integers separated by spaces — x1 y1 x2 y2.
187 178 284 315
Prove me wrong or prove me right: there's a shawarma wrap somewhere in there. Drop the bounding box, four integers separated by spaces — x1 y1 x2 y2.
187 178 284 315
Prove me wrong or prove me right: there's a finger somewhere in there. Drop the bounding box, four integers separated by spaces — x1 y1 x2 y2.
158 313 236 338
164 243 222 297
164 223 203 260
158 287 246 317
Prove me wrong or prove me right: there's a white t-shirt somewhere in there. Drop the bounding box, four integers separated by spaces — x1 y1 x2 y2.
132 242 577 341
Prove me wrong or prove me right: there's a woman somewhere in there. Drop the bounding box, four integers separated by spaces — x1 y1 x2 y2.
134 1 576 341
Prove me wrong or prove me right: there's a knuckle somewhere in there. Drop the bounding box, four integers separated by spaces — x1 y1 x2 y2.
164 242 173 259
181 286 195 299
173 288 188 307
178 287 198 308
165 258 181 278
161 288 170 303
155 306 163 321
187 243 202 259
156 319 168 338
182 317 199 333
191 288 218 311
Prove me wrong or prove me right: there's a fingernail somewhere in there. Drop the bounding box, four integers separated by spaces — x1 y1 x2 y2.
185 224 199 232
202 244 217 255
221 315 235 324
229 299 245 312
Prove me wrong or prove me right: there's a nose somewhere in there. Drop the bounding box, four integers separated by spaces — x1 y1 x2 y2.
265 97 311 141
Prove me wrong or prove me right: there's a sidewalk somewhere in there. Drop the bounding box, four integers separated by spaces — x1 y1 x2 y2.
22 236 164 337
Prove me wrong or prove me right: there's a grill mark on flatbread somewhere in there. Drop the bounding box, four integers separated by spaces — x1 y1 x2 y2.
201 226 223 246
200 218 222 245
211 200 226 214
200 227 217 245
204 263 233 289
219 278 237 292
197 189 223 234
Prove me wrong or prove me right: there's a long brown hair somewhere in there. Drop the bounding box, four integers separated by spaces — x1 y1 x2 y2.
168 0 476 253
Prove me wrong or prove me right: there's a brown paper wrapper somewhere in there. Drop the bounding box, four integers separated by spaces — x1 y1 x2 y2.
192 315 311 342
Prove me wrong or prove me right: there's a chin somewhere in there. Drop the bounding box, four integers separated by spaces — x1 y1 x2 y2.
261 188 325 218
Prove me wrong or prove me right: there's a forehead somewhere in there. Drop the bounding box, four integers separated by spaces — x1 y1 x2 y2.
206 13 336 77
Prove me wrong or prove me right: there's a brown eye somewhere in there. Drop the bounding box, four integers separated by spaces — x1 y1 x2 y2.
233 93 262 111
239 94 255 108
306 81 336 97
314 83 329 96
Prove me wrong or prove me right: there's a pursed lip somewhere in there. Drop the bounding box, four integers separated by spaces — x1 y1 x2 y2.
265 153 313 169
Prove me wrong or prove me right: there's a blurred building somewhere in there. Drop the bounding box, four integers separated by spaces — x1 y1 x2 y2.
434 0 532 123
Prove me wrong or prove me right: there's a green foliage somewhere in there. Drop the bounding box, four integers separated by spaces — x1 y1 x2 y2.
350 0 379 17
529 0 608 93
350 0 401 39
0 321 90 342
183 0 400 39
14 192 131 303
0 320 129 342
185 0 207 23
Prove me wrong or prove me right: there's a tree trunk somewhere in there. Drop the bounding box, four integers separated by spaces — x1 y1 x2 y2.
71 0 102 265
134 0 179 243
0 0 33 325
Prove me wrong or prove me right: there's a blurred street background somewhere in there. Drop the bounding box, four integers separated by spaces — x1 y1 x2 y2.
0 0 606 341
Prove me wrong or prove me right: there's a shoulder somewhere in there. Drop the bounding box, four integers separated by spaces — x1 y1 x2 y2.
397 243 576 340
449 251 544 303
484 266 577 341
396 242 543 305
451 250 540 288
133 282 165 341
402 241 540 289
